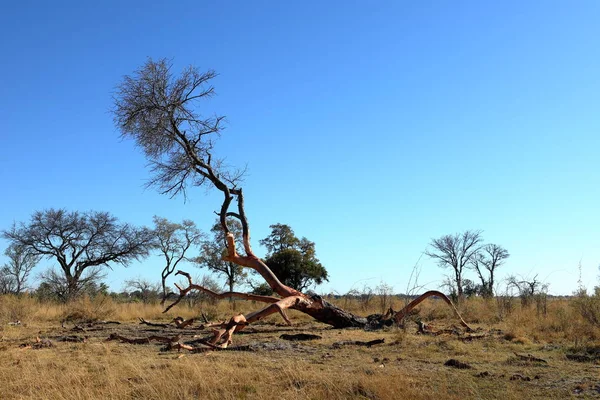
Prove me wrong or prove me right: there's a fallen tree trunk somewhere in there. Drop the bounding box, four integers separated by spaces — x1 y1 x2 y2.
332 339 385 348
165 270 472 346
106 333 182 344
138 318 170 328
164 342 253 353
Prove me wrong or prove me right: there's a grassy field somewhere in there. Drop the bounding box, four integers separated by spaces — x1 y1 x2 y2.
1 294 599 399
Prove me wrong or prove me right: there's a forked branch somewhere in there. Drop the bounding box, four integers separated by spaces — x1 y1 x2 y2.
163 270 281 313
393 290 472 331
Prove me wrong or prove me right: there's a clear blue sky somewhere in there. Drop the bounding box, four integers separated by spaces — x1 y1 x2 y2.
0 1 598 295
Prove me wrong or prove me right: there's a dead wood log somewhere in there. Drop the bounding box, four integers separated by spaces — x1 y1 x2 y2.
138 317 197 329
459 334 489 342
106 333 182 344
164 268 472 348
161 189 472 339
138 318 170 328
513 353 547 363
279 333 322 341
71 325 87 332
332 339 385 348
158 193 473 346
566 354 598 363
444 359 473 369
57 335 87 343
172 317 196 329
20 337 53 349
510 374 531 381
163 341 254 353
208 314 248 348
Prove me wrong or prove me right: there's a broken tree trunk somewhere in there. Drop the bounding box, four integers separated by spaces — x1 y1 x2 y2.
153 127 473 338
116 60 472 349
163 202 472 334
165 269 472 338
332 339 385 348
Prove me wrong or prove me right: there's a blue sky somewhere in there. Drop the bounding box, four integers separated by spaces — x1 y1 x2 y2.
0 1 598 295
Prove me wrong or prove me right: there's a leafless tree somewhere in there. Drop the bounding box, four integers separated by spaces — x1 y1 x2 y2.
153 216 203 303
376 282 394 314
3 209 154 300
124 277 161 303
38 266 107 301
470 244 509 297
1 244 40 294
0 274 14 295
112 59 472 345
425 230 483 299
507 274 548 312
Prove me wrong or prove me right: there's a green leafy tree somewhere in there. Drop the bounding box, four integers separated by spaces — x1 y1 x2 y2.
259 224 328 292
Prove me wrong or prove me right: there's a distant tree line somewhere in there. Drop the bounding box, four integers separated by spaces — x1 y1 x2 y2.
0 209 327 302
3 212 550 305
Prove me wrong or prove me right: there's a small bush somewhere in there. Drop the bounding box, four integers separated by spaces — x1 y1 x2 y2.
572 288 600 326
62 295 116 322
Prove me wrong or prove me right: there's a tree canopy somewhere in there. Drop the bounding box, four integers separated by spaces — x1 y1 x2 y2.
153 216 203 302
0 243 39 295
425 230 483 299
2 209 154 300
470 243 510 297
260 224 328 292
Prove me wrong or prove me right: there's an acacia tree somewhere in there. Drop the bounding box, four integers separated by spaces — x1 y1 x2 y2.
124 277 161 303
194 219 247 296
425 230 483 299
153 216 203 303
2 209 154 300
470 244 509 297
112 59 471 345
260 224 328 292
259 223 299 253
0 244 40 294
38 267 107 301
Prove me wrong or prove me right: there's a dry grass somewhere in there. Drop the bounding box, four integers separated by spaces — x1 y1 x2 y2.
1 294 599 399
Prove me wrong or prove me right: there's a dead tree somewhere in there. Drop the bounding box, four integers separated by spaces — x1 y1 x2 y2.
426 230 483 299
470 243 509 297
112 58 472 345
153 216 204 303
1 243 39 294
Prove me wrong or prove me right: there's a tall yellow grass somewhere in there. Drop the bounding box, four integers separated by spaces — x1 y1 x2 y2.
0 294 592 400
1 293 598 345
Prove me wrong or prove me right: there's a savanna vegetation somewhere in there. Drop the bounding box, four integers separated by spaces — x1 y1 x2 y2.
2 290 600 399
1 59 598 399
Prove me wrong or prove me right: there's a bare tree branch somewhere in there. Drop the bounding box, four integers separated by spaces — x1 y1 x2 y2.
425 230 483 299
